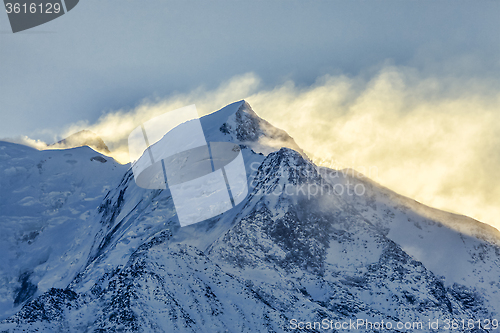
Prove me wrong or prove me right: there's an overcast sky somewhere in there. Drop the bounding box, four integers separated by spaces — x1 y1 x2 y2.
2 0 500 228
1 0 499 141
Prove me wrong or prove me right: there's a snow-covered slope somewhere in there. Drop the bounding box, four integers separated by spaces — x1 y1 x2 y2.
0 142 127 320
1 100 499 332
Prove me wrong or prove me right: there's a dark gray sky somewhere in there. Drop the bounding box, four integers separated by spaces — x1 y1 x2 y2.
1 0 499 141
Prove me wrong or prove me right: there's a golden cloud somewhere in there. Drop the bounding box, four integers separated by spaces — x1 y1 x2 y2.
10 68 500 230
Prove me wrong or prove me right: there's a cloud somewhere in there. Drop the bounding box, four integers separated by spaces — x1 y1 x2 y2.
3 136 49 151
14 74 259 163
5 67 500 230
245 67 500 230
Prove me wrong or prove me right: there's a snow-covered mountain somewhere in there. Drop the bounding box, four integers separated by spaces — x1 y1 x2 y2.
0 101 499 332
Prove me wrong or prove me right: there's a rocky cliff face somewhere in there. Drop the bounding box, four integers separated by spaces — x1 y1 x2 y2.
1 101 499 332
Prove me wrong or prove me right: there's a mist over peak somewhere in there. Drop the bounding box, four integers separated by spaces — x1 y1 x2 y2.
50 130 110 154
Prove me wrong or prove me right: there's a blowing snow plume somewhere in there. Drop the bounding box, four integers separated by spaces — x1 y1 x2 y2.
49 130 110 154
5 66 500 230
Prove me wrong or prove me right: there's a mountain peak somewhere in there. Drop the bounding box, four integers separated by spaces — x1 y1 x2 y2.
204 100 307 158
50 130 110 153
